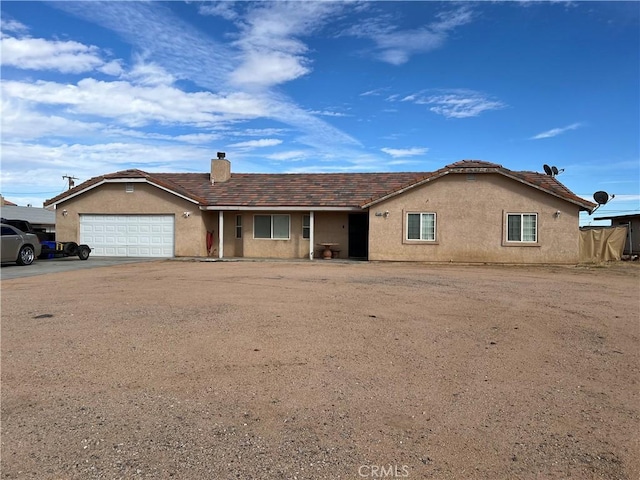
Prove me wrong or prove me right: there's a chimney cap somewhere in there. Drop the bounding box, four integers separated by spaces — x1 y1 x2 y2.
216 152 226 159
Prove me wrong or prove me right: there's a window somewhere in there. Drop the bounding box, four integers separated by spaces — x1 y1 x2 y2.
407 213 436 241
235 215 242 239
1 226 17 236
125 183 134 193
507 213 537 242
302 215 310 239
254 214 290 239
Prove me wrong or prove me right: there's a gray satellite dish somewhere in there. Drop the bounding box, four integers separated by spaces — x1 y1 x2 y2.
593 191 610 205
551 166 558 176
543 164 552 175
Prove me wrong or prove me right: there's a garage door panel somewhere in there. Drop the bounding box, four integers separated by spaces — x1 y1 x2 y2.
80 215 174 258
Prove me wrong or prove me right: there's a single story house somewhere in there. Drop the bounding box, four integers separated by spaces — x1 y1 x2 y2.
593 213 639 256
43 156 596 264
0 204 56 240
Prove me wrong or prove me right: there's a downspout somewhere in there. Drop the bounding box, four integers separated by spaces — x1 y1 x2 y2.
218 211 224 259
627 221 633 256
309 211 315 260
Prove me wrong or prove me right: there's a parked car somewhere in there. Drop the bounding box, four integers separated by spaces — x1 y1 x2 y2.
0 217 52 242
1 223 42 266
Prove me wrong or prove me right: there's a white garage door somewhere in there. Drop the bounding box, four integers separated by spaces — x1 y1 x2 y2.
80 215 174 257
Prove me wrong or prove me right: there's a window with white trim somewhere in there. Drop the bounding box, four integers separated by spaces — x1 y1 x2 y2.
302 214 310 239
235 215 242 239
507 213 537 242
254 214 290 239
406 212 436 241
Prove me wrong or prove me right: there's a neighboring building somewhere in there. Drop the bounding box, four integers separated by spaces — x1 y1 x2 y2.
0 204 56 239
593 213 640 255
43 157 596 264
0 196 17 206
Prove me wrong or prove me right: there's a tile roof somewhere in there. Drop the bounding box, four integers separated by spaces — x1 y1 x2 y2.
44 161 596 212
155 172 430 208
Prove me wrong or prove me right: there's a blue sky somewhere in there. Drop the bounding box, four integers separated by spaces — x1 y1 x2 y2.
1 1 638 225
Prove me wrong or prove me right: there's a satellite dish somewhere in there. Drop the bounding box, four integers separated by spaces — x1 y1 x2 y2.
593 191 610 205
551 166 558 175
543 164 552 175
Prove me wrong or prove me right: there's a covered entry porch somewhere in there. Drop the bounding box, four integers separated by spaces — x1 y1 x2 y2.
201 208 368 260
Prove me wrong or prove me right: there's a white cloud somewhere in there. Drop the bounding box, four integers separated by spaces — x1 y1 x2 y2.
198 1 240 21
1 18 29 34
228 138 283 148
381 147 428 158
2 78 269 127
360 88 386 97
308 109 349 117
1 141 212 179
0 98 102 140
343 6 474 65
426 95 505 118
228 1 345 88
266 150 309 161
1 34 122 75
99 60 124 76
52 1 362 153
432 6 474 32
230 51 311 88
395 89 506 118
0 141 214 206
241 128 288 137
123 59 175 86
173 133 221 144
531 122 583 139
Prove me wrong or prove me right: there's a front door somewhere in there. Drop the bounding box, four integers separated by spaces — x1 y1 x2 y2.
348 213 369 259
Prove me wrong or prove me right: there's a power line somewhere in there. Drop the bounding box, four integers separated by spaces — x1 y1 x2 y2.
1 190 64 195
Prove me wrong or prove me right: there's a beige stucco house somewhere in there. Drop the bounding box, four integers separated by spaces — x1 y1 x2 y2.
44 156 596 264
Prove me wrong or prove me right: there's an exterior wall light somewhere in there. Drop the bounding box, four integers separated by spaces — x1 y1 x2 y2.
183 211 191 218
62 209 68 216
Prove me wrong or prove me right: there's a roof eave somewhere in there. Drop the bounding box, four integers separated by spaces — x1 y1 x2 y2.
44 177 203 207
361 171 449 208
362 167 597 212
498 171 597 212
199 205 362 211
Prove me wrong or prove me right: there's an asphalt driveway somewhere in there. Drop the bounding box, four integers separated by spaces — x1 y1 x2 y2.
0 256 160 280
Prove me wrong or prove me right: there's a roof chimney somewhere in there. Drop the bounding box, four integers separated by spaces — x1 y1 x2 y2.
211 153 230 184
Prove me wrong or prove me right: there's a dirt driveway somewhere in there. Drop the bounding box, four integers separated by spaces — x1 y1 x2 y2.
1 260 638 479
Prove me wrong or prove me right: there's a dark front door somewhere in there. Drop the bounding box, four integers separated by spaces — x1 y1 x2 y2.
348 213 369 259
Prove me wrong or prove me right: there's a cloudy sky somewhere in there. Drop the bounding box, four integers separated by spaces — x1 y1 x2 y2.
1 1 638 224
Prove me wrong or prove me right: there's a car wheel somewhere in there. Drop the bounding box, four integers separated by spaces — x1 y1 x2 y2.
78 246 90 260
17 245 35 266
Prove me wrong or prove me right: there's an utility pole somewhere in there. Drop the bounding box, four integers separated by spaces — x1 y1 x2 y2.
62 175 78 190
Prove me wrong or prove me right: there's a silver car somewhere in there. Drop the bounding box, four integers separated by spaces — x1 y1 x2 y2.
1 223 42 266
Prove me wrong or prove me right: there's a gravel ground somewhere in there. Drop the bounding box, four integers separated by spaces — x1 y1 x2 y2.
1 260 638 479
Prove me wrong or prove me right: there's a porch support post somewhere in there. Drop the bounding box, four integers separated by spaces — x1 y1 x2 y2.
309 211 315 260
218 211 224 259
